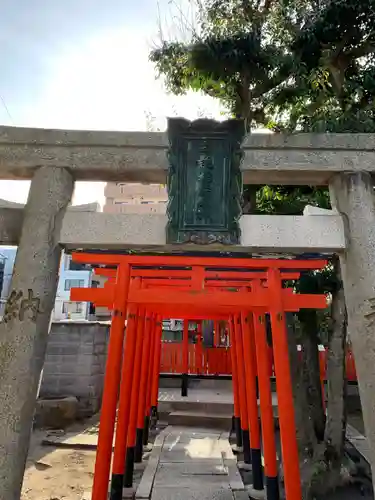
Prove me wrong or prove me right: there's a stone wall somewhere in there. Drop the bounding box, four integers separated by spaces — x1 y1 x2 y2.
40 321 109 417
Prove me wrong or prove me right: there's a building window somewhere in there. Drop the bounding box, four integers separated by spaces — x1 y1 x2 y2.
64 279 85 291
141 201 150 204
62 301 83 314
69 261 89 271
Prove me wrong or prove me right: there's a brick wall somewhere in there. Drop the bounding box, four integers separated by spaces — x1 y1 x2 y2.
40 321 110 417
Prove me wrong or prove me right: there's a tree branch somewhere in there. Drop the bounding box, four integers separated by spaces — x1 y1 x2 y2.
241 1 255 22
252 60 293 99
262 0 274 15
345 38 375 60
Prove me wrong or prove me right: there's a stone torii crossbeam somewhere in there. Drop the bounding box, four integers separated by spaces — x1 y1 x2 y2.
0 124 375 499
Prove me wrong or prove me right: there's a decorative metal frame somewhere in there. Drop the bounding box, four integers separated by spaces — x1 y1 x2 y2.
166 118 245 245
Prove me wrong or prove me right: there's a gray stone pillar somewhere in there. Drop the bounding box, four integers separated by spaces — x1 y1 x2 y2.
330 172 375 492
0 166 74 500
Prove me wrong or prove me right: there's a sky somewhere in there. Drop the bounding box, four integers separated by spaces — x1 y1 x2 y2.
0 0 225 207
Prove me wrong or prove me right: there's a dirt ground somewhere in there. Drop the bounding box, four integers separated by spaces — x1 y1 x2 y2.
22 425 97 500
22 416 163 500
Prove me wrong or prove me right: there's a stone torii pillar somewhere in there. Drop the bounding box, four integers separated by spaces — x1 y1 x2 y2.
0 166 74 500
330 172 375 495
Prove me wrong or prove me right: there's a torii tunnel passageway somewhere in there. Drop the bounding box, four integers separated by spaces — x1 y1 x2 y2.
70 252 328 500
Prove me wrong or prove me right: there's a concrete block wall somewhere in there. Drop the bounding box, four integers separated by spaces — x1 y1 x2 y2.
40 321 109 417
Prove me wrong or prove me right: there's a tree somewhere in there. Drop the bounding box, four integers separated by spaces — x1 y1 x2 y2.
150 0 294 129
150 0 375 496
266 0 375 132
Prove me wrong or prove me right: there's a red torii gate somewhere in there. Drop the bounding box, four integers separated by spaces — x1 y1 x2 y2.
75 268 303 401
70 252 328 500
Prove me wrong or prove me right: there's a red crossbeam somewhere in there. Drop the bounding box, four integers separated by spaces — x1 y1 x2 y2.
71 280 326 311
94 268 301 281
72 252 327 269
127 287 327 310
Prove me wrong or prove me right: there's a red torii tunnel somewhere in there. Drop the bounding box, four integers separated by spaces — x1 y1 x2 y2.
70 252 328 500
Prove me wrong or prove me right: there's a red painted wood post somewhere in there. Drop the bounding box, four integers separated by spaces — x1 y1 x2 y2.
110 305 138 500
268 268 302 500
241 312 264 490
229 317 242 449
135 309 153 463
124 307 146 489
151 317 163 425
194 323 199 375
143 314 156 446
234 313 251 465
182 320 189 396
92 263 130 500
253 311 280 500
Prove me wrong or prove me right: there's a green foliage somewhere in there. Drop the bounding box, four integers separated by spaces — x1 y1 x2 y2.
266 0 375 132
151 0 375 132
256 186 330 215
150 0 294 126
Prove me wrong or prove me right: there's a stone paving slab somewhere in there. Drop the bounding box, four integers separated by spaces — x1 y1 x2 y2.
162 428 223 440
42 431 100 450
233 492 250 500
157 462 229 476
154 464 231 487
136 430 168 499
161 439 230 454
136 425 245 500
346 423 371 464
151 485 235 500
159 450 224 463
223 457 245 492
162 435 221 446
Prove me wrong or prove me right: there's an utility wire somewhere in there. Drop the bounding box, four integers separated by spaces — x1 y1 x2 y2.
0 94 14 125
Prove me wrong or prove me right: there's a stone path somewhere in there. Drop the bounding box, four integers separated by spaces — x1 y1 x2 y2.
346 423 372 464
136 426 247 500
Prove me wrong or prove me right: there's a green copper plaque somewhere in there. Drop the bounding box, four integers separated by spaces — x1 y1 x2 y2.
166 118 245 245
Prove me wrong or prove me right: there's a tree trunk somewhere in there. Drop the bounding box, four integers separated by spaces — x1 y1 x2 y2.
286 314 317 458
302 258 349 498
325 258 347 461
299 310 326 442
242 185 257 214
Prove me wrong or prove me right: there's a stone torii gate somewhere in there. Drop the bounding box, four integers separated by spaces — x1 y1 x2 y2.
0 121 375 499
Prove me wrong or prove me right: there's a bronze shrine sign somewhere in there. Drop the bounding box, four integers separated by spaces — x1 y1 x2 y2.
166 118 245 245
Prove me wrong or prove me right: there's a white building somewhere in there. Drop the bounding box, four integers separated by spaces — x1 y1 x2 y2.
53 254 93 321
0 247 17 314
0 248 93 321
103 183 167 214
